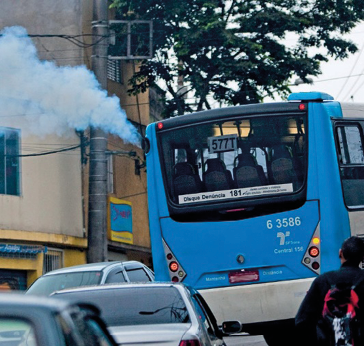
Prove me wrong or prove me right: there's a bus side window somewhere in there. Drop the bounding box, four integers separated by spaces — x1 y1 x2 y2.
337 125 364 207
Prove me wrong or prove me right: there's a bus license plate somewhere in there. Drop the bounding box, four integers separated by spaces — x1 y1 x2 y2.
229 270 259 283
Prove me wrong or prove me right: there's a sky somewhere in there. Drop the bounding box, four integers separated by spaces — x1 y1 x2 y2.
281 21 364 103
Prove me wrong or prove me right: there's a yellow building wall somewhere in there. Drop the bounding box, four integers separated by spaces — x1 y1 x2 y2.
0 229 87 287
63 249 87 268
106 61 151 251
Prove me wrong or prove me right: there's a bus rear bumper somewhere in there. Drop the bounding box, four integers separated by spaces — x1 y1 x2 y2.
198 277 314 326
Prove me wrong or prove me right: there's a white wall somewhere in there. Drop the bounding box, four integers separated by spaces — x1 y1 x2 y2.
0 0 85 237
0 134 84 237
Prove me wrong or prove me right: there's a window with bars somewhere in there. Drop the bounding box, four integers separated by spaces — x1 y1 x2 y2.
0 127 20 196
43 249 63 274
107 59 122 83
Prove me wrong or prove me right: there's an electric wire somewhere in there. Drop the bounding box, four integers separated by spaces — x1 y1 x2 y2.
336 43 364 100
341 68 364 101
5 144 81 157
344 78 364 101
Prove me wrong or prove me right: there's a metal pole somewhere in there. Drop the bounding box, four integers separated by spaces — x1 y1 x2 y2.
87 0 109 263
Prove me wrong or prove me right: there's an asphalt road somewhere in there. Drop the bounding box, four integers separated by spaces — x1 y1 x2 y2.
224 334 267 346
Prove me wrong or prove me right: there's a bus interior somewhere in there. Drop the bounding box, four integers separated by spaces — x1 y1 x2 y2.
158 113 308 221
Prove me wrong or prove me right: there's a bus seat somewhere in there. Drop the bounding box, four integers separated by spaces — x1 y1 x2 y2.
173 162 203 198
270 145 298 186
233 153 267 188
203 158 233 191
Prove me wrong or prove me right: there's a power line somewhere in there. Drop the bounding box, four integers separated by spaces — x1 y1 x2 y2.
313 73 364 83
344 78 364 101
29 34 106 48
5 144 81 157
0 33 107 49
336 43 364 100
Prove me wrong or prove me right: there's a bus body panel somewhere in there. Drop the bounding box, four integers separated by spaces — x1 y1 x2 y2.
349 212 364 236
200 278 314 324
160 201 320 288
310 102 351 272
146 123 173 280
146 123 171 219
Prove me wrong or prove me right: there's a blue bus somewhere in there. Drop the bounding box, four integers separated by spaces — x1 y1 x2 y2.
144 91 364 345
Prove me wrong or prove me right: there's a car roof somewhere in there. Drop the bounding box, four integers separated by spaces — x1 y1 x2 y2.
42 260 144 276
52 282 188 295
0 292 79 312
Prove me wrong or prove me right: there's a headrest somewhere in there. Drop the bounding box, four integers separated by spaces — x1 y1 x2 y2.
271 145 291 160
238 141 251 155
173 162 195 176
236 153 256 167
205 158 226 172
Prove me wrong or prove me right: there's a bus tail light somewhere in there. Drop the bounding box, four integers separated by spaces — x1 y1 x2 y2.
157 122 164 130
312 262 320 270
309 246 319 257
162 239 187 282
169 261 179 272
302 223 321 274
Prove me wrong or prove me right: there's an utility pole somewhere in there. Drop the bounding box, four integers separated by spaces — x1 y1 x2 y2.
87 0 109 263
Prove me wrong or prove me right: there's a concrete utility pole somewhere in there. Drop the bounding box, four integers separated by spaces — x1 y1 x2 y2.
87 0 109 263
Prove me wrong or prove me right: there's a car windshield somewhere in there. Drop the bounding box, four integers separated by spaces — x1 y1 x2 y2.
0 318 37 346
26 271 103 295
54 286 190 326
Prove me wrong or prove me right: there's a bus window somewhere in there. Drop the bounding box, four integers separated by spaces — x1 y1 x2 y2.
158 114 307 212
233 143 268 188
336 125 364 208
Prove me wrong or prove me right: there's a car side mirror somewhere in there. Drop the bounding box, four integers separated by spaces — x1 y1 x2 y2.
221 320 242 334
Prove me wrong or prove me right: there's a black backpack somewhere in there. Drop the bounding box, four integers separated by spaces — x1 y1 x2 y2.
322 276 364 346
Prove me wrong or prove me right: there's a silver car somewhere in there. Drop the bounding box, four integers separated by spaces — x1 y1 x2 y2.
26 261 155 296
50 282 242 346
0 293 117 346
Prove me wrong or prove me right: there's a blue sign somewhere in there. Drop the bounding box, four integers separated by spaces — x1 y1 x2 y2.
109 198 133 244
0 244 46 254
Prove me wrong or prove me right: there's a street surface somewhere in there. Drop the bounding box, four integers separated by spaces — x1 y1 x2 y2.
224 334 267 346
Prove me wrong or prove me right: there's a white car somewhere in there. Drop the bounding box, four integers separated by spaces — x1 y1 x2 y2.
50 282 242 346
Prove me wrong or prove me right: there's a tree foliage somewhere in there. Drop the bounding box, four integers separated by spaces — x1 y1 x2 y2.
110 0 364 117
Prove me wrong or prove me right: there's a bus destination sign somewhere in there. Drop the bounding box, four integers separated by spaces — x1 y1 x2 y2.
208 134 238 154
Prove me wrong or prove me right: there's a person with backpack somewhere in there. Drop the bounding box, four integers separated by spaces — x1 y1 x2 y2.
295 236 364 346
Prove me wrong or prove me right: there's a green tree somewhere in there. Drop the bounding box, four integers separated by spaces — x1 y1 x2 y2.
111 0 364 117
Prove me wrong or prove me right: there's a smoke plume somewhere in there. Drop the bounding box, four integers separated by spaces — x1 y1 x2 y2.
0 26 140 145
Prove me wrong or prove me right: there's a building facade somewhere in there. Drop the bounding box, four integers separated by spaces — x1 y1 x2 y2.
0 0 153 289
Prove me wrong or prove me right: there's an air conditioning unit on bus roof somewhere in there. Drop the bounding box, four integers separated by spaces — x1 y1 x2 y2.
288 91 334 102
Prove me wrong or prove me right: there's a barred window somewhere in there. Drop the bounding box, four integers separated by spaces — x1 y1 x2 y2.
43 248 63 274
107 59 122 84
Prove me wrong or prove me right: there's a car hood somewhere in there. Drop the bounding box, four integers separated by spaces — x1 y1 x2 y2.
108 323 192 346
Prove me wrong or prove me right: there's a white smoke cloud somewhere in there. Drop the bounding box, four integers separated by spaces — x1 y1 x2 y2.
0 26 140 145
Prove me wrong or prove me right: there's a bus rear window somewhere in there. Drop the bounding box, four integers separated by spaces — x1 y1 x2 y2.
158 114 307 208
